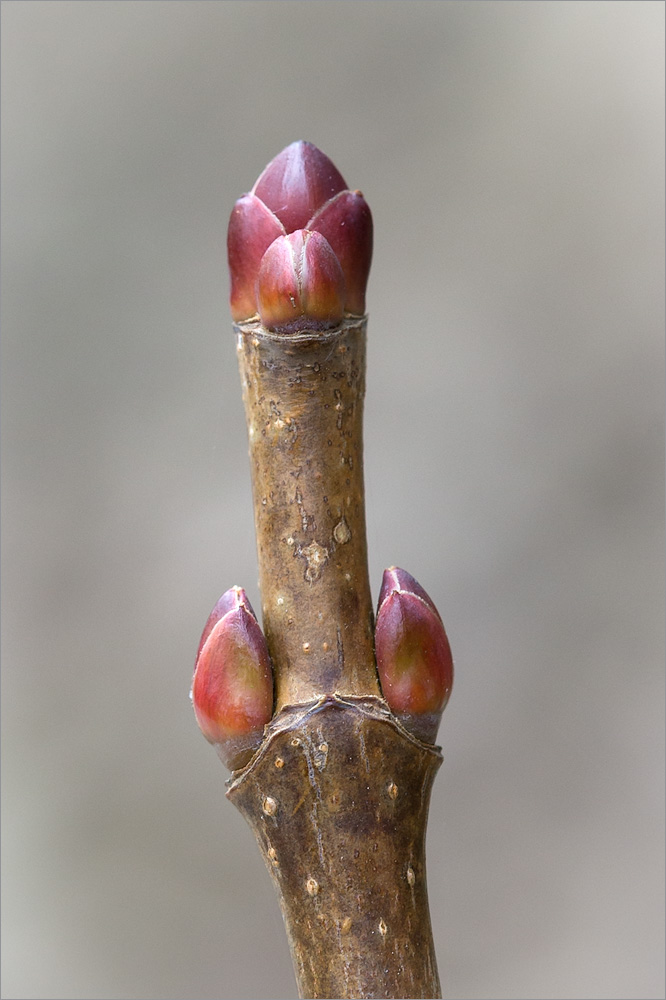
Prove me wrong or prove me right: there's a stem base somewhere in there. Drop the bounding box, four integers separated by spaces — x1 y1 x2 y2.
228 696 442 1000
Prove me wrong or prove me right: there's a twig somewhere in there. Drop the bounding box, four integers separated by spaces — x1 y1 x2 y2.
192 142 453 1000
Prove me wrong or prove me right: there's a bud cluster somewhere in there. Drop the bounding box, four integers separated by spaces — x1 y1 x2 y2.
227 141 372 333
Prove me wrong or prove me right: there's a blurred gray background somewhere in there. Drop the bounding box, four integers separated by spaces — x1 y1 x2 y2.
2 2 663 998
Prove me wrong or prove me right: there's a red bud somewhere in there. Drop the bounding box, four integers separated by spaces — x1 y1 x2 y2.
307 190 373 316
252 140 347 233
191 587 273 770
227 141 372 326
256 230 345 334
374 568 453 743
227 194 285 322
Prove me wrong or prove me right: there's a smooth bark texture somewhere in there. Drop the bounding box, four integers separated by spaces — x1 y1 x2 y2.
234 317 377 711
227 316 443 999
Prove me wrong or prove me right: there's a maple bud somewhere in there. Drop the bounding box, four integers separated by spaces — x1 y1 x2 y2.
227 140 372 329
191 587 274 770
374 567 453 744
256 230 345 333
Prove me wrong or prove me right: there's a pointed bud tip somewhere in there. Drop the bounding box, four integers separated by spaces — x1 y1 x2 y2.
378 566 442 622
252 141 348 233
195 586 257 664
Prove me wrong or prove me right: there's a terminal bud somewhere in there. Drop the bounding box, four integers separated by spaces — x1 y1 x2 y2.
228 140 372 329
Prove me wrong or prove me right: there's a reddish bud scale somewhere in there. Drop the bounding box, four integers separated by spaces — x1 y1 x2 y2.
308 190 372 317
252 140 347 233
374 568 453 744
228 196 284 323
256 230 345 333
195 585 259 663
227 141 372 331
191 587 274 770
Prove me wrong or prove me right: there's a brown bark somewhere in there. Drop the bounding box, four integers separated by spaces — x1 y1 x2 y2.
229 697 441 999
234 316 377 710
228 316 443 999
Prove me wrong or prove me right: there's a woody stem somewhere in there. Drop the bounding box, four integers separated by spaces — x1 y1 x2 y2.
235 316 378 709
229 316 442 1000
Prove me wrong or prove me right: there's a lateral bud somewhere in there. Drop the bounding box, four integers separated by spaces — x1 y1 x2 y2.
256 230 345 333
191 587 274 770
374 567 453 744
307 189 372 317
227 195 285 323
